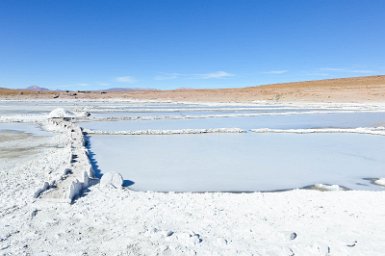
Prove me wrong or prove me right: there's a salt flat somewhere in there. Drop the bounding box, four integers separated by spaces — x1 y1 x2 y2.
1 99 385 255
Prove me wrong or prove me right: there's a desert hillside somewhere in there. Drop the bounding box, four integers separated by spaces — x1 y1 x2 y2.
1 75 385 103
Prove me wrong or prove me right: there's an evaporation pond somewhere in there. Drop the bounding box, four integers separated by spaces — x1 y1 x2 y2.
0 122 52 163
0 122 50 136
80 112 385 131
89 133 385 192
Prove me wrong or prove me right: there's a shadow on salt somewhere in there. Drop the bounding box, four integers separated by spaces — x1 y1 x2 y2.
84 133 135 188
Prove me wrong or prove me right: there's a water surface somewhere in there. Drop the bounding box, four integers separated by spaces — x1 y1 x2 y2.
89 133 385 192
81 112 385 131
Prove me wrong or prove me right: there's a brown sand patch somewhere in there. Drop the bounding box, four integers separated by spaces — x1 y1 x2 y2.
1 75 385 103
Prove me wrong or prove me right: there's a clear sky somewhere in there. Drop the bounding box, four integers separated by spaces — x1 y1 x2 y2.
1 0 385 90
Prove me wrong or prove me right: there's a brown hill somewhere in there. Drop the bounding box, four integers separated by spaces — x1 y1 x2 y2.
1 75 385 102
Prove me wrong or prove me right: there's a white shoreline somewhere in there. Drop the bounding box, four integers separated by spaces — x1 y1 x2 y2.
251 127 385 136
83 127 246 135
83 126 385 136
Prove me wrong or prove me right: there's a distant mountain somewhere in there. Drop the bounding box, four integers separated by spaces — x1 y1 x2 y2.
25 85 50 91
104 87 156 92
176 87 193 90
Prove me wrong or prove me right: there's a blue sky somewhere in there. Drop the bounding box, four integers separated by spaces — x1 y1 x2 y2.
0 0 384 90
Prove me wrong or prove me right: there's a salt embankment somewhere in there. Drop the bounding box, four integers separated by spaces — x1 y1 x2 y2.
83 127 245 135
34 109 95 203
251 127 385 136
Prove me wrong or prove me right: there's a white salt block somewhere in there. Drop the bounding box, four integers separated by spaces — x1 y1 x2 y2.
48 108 75 118
100 172 123 189
68 179 83 203
33 182 50 198
314 184 343 191
374 178 385 187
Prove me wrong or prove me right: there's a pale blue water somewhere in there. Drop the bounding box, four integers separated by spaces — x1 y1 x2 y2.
81 112 385 131
0 122 50 136
88 133 385 192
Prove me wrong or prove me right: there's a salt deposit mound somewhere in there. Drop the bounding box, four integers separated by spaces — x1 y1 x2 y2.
48 108 76 118
100 172 124 189
314 184 343 191
76 111 91 117
374 178 385 187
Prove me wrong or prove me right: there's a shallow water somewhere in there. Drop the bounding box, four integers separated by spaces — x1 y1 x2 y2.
2 100 385 192
0 124 51 161
88 133 385 192
81 111 385 131
0 122 50 136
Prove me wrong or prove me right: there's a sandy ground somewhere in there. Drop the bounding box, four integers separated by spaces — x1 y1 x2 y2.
1 75 385 103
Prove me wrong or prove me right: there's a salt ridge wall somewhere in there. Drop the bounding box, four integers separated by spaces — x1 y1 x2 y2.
36 118 95 203
83 127 385 136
